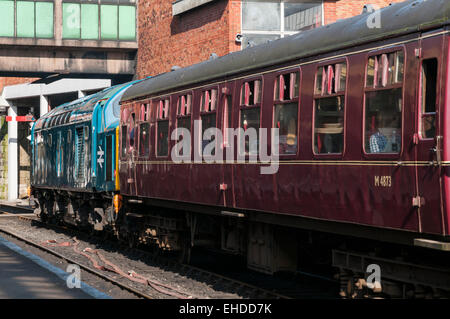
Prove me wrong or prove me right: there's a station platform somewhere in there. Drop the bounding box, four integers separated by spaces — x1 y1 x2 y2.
0 235 110 299
0 199 34 215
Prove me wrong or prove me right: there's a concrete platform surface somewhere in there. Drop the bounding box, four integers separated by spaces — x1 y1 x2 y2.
0 236 110 299
0 200 34 214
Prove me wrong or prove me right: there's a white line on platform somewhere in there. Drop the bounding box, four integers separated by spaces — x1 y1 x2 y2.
0 235 111 299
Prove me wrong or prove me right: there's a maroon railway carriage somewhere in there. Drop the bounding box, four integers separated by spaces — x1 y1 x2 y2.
119 0 450 297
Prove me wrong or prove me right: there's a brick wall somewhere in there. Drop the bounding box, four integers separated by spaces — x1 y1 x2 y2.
137 0 241 77
137 0 411 78
326 0 406 24
0 77 38 96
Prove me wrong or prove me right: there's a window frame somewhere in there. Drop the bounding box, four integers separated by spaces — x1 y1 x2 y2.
199 86 219 159
418 57 439 141
240 1 323 49
137 101 151 158
173 91 193 159
176 91 193 130
120 105 132 160
272 67 301 158
238 77 263 157
362 46 405 158
312 58 348 158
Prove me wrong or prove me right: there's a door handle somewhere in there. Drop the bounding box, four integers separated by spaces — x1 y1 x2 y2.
431 136 442 166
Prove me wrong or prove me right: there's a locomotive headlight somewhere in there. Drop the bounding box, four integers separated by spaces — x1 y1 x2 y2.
113 194 122 213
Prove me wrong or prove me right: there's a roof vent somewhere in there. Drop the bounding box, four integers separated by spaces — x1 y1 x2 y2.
209 53 218 60
171 66 181 72
362 4 377 14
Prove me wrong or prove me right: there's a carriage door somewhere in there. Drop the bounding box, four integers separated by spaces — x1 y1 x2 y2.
128 110 137 196
415 35 444 234
220 82 234 207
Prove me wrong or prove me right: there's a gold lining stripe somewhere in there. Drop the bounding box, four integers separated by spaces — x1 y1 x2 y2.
120 160 442 167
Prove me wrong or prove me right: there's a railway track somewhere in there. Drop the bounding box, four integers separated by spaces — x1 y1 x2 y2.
0 217 155 299
0 212 295 299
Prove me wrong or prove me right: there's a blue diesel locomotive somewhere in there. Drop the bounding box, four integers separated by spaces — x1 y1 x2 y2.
31 81 137 229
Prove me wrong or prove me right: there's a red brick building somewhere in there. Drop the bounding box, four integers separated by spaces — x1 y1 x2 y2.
137 0 405 78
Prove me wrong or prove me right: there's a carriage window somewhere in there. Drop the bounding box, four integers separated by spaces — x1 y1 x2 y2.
201 89 217 113
364 51 404 154
314 63 346 154
121 126 127 158
420 58 438 139
240 80 262 155
274 72 299 155
139 122 150 157
366 51 404 88
223 95 233 147
174 93 192 156
200 89 217 155
240 80 261 106
177 93 192 131
157 99 170 156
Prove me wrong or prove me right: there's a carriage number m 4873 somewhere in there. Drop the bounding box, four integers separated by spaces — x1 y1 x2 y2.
374 175 392 187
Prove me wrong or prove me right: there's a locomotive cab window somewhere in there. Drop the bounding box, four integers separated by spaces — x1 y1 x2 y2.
274 71 299 155
139 103 150 157
121 125 127 158
157 99 170 157
420 58 438 139
364 51 404 154
240 80 262 155
200 89 218 155
314 63 346 154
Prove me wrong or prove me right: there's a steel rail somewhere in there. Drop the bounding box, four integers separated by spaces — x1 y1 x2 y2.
14 214 291 299
0 223 154 299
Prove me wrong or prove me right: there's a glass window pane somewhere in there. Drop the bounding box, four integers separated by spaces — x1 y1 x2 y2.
241 108 260 155
422 115 435 139
314 97 344 154
367 57 375 87
365 88 402 153
17 1 35 38
177 117 191 131
157 120 169 156
0 1 14 37
422 58 438 114
81 4 99 39
101 5 118 40
274 103 298 155
36 2 54 38
119 5 135 40
284 3 322 32
138 123 150 157
316 67 323 94
201 113 216 154
242 2 280 31
63 3 81 38
396 51 404 83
